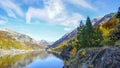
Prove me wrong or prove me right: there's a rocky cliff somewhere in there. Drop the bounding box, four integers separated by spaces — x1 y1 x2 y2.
63 46 120 68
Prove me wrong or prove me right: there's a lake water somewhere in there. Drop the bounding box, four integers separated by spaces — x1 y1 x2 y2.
0 51 64 68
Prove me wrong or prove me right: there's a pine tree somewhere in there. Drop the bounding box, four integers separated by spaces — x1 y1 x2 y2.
77 17 94 48
77 20 84 48
116 7 120 23
77 17 103 48
79 21 84 27
85 17 94 47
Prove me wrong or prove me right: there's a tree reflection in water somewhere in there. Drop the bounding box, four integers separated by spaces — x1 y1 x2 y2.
0 51 53 68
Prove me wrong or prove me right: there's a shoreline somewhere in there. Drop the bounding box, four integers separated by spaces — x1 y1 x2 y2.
0 49 45 57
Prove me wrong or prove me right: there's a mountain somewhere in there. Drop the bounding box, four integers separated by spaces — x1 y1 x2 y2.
0 28 36 43
92 13 115 27
40 40 49 46
0 28 44 49
0 30 31 50
50 13 115 48
63 11 120 68
92 16 103 25
50 29 77 48
39 40 53 47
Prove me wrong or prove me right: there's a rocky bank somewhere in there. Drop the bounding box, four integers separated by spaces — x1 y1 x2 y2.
63 46 120 68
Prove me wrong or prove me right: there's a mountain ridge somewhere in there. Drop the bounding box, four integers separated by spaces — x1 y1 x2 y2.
39 40 54 47
0 28 44 49
50 29 77 48
50 13 115 48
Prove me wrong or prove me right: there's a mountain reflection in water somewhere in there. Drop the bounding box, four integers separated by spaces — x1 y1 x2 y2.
0 51 63 68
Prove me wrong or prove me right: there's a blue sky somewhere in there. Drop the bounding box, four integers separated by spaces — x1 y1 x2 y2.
0 0 119 41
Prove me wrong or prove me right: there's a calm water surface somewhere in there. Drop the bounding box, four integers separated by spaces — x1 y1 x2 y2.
0 51 63 68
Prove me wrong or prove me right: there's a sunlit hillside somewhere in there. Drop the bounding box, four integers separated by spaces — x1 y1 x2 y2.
0 31 32 50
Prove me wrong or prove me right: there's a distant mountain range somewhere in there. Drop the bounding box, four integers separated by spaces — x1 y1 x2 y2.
39 40 54 47
0 28 44 50
50 13 115 48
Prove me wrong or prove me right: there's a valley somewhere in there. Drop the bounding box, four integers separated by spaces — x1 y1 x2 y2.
0 9 120 68
0 0 119 68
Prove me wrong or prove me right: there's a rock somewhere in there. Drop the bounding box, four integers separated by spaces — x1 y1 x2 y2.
61 50 70 60
81 63 88 68
63 47 120 68
92 47 120 68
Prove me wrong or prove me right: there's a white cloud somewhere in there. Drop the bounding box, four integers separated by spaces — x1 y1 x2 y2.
0 15 8 21
26 0 65 23
0 15 8 24
7 9 17 18
26 7 47 23
61 13 84 27
0 20 7 25
0 0 24 18
25 0 85 28
67 0 95 10
64 27 72 31
44 0 65 19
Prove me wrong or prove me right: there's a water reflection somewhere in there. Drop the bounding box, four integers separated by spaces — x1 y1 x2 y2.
0 51 63 68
